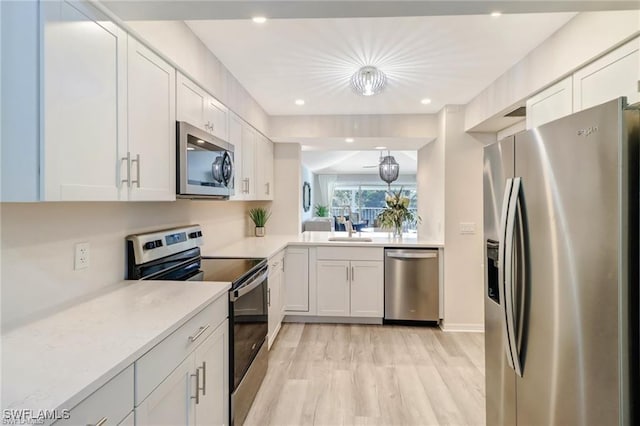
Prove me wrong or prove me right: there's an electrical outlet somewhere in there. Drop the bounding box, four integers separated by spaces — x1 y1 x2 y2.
459 222 476 235
74 242 90 270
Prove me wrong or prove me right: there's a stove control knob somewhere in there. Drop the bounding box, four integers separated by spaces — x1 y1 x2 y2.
144 241 156 250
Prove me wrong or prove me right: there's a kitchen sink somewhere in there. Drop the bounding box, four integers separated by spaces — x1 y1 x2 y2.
328 236 373 242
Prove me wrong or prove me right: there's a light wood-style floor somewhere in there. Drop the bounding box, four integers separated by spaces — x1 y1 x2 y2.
244 323 486 426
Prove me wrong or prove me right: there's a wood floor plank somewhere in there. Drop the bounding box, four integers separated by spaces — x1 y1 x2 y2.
246 323 485 426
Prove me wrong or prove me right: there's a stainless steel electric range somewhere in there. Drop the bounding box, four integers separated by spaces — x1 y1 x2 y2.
126 225 268 426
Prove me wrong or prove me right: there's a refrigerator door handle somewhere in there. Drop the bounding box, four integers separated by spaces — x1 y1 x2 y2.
498 178 516 370
504 177 523 377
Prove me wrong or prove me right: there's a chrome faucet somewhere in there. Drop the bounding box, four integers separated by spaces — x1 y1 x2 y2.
338 206 354 237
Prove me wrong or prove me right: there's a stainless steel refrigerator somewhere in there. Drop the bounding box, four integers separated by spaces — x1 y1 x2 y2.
483 97 639 425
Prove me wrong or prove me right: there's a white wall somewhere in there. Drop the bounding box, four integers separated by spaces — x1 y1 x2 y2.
301 165 315 223
269 143 303 235
0 200 268 330
441 106 487 331
465 10 640 131
127 20 269 134
417 110 445 243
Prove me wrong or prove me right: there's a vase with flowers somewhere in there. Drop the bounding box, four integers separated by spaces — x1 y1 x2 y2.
377 188 420 238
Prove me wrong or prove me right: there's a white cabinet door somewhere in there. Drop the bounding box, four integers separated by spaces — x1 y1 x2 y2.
229 114 244 200
206 96 229 141
573 37 640 111
127 36 176 201
526 76 573 129
177 72 207 130
316 261 350 316
268 262 283 349
284 248 309 312
194 321 229 426
350 261 384 318
136 355 196 426
42 0 126 201
254 135 274 201
241 126 256 199
119 411 135 426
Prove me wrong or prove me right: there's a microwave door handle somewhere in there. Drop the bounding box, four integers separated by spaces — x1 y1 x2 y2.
230 270 268 301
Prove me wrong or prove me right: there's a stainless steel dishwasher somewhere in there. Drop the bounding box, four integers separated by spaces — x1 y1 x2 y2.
384 249 439 322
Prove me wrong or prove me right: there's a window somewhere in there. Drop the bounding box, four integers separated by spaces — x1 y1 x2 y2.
331 184 418 232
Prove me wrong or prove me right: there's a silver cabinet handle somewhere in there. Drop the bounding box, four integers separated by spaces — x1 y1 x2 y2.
266 182 270 195
351 266 355 281
267 288 271 307
131 154 141 188
121 152 131 188
89 417 108 426
200 361 207 396
191 368 200 404
189 324 210 343
346 266 349 281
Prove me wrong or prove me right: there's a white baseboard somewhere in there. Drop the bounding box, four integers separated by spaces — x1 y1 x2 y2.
439 322 485 333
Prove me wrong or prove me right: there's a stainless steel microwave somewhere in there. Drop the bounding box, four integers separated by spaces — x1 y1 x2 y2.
177 121 235 199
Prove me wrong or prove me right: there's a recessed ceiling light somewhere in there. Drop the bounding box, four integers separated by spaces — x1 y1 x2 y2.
345 138 354 143
187 147 195 151
491 11 502 17
375 146 387 150
252 16 267 24
420 98 432 105
295 99 305 106
196 139 205 144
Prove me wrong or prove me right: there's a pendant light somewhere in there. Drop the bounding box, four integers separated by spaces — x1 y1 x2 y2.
379 151 400 188
351 66 387 96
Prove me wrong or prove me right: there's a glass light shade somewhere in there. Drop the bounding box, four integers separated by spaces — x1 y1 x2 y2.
351 66 387 96
379 155 400 185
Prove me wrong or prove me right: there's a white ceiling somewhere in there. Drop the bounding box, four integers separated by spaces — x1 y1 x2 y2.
186 13 575 115
302 150 417 174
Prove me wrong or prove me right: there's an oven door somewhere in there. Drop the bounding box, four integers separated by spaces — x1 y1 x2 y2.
229 267 268 391
177 121 235 198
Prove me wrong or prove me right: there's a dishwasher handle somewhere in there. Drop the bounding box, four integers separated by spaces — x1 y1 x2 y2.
386 251 437 259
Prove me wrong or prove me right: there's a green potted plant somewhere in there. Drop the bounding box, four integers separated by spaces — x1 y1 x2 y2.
377 188 420 238
314 204 329 217
249 207 272 237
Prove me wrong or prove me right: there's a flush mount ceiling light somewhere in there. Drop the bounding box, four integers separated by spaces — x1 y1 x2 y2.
295 99 305 106
345 138 354 143
252 16 267 23
379 151 400 187
420 98 432 105
351 66 387 96
491 11 502 17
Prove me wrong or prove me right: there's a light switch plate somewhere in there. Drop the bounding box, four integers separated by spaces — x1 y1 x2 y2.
459 222 476 235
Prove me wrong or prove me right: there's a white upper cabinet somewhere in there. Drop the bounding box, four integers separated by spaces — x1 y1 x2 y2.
228 113 245 201
526 76 573 129
42 0 127 201
255 135 275 201
176 72 228 141
573 37 640 111
206 96 229 142
127 36 176 201
241 125 257 199
177 73 207 130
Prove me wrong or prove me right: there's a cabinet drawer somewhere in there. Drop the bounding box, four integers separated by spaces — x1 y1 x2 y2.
135 295 227 405
316 247 383 261
54 365 133 426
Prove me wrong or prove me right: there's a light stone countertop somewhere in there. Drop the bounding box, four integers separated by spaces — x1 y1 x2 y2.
1 280 230 417
202 231 444 259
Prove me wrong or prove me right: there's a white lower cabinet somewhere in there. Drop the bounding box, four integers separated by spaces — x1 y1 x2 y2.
53 365 133 426
316 260 383 318
268 251 285 348
283 248 309 312
136 320 229 426
316 261 350 316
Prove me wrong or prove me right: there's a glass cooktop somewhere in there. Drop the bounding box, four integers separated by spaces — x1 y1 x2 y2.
200 257 266 285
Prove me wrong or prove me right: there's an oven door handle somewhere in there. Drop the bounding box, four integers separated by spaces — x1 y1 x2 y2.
230 270 268 302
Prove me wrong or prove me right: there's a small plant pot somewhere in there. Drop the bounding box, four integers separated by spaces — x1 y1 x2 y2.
255 226 265 237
